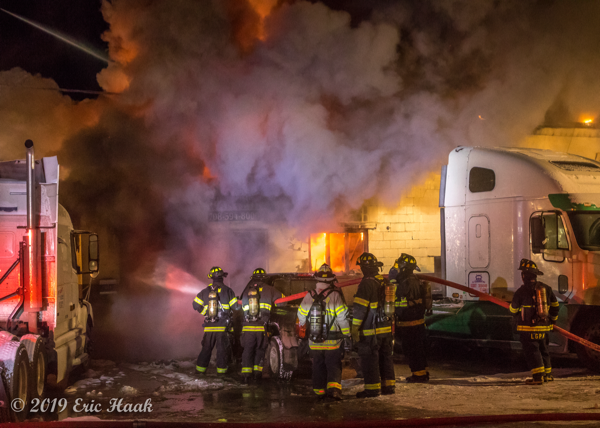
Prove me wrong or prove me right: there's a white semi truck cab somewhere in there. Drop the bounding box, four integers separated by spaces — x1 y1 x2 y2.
434 146 600 370
0 141 99 421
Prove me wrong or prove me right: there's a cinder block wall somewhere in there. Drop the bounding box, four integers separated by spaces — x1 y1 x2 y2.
368 172 441 274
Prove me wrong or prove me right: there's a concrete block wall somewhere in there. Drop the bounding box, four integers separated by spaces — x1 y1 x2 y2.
368 172 441 274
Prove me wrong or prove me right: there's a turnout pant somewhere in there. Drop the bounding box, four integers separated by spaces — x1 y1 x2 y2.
241 331 267 377
311 347 343 396
196 331 231 374
357 334 396 391
520 332 551 377
397 324 428 376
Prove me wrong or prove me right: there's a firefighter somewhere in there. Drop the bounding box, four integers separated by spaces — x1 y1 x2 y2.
509 259 560 385
240 268 283 383
393 253 429 383
297 264 350 400
192 266 239 375
352 253 396 398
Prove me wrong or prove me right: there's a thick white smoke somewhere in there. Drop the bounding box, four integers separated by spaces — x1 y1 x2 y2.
2 0 600 359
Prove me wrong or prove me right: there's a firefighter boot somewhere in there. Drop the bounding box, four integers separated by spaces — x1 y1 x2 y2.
544 373 554 382
356 389 381 399
241 376 251 385
381 386 396 395
254 372 263 383
525 374 544 385
406 374 429 383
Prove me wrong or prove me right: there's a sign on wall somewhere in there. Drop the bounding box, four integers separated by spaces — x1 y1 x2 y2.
208 211 258 222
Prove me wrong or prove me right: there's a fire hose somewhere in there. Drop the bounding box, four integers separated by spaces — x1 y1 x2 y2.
273 274 600 354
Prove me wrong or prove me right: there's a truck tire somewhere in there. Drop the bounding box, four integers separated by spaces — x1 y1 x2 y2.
575 321 600 373
21 335 47 401
0 341 30 421
266 336 292 381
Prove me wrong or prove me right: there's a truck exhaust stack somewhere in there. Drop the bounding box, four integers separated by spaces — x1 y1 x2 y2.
25 139 34 230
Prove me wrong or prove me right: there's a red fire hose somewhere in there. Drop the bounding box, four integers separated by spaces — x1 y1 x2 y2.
274 274 600 354
418 274 600 354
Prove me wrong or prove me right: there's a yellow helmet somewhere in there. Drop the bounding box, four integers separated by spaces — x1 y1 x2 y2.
314 263 336 282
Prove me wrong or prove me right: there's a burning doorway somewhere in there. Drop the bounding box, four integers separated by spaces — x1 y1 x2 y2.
308 230 367 273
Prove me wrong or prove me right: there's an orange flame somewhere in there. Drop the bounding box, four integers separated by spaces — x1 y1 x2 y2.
231 0 277 54
310 232 365 273
248 0 277 41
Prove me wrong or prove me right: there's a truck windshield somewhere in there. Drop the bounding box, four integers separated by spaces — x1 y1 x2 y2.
567 211 600 251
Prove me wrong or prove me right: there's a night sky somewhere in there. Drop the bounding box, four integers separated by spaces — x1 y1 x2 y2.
0 0 108 98
0 0 374 99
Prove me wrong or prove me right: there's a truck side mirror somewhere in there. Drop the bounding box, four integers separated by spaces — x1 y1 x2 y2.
558 275 569 294
71 231 100 277
531 217 544 253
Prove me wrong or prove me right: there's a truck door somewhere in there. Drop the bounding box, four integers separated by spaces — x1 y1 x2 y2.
530 211 571 350
530 211 572 288
468 215 490 270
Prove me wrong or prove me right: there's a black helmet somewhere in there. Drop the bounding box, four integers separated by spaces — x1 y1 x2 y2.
208 266 228 279
397 253 421 272
518 258 543 276
356 252 383 269
252 268 267 279
314 263 336 282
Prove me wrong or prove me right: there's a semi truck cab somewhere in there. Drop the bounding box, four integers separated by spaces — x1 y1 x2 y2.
433 146 600 370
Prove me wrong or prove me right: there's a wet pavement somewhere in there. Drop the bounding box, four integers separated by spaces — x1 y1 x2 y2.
24 342 600 425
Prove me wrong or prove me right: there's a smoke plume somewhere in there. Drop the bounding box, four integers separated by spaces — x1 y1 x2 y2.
2 0 600 359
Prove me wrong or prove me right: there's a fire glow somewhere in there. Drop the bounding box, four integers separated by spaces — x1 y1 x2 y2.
248 0 277 41
309 232 365 273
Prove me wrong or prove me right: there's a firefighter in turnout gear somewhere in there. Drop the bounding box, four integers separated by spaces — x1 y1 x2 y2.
240 268 283 383
192 267 239 375
509 259 560 385
392 253 429 383
352 253 396 398
297 264 350 400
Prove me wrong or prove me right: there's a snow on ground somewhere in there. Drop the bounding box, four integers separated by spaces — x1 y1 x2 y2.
34 356 600 424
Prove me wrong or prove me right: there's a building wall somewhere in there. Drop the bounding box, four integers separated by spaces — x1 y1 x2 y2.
367 172 441 273
366 127 600 274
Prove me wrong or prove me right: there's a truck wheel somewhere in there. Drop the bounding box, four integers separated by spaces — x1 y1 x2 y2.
0 341 30 421
267 336 283 378
575 321 600 373
267 336 292 380
21 335 47 401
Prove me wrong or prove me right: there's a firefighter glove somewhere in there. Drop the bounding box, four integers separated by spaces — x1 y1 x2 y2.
351 325 360 344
